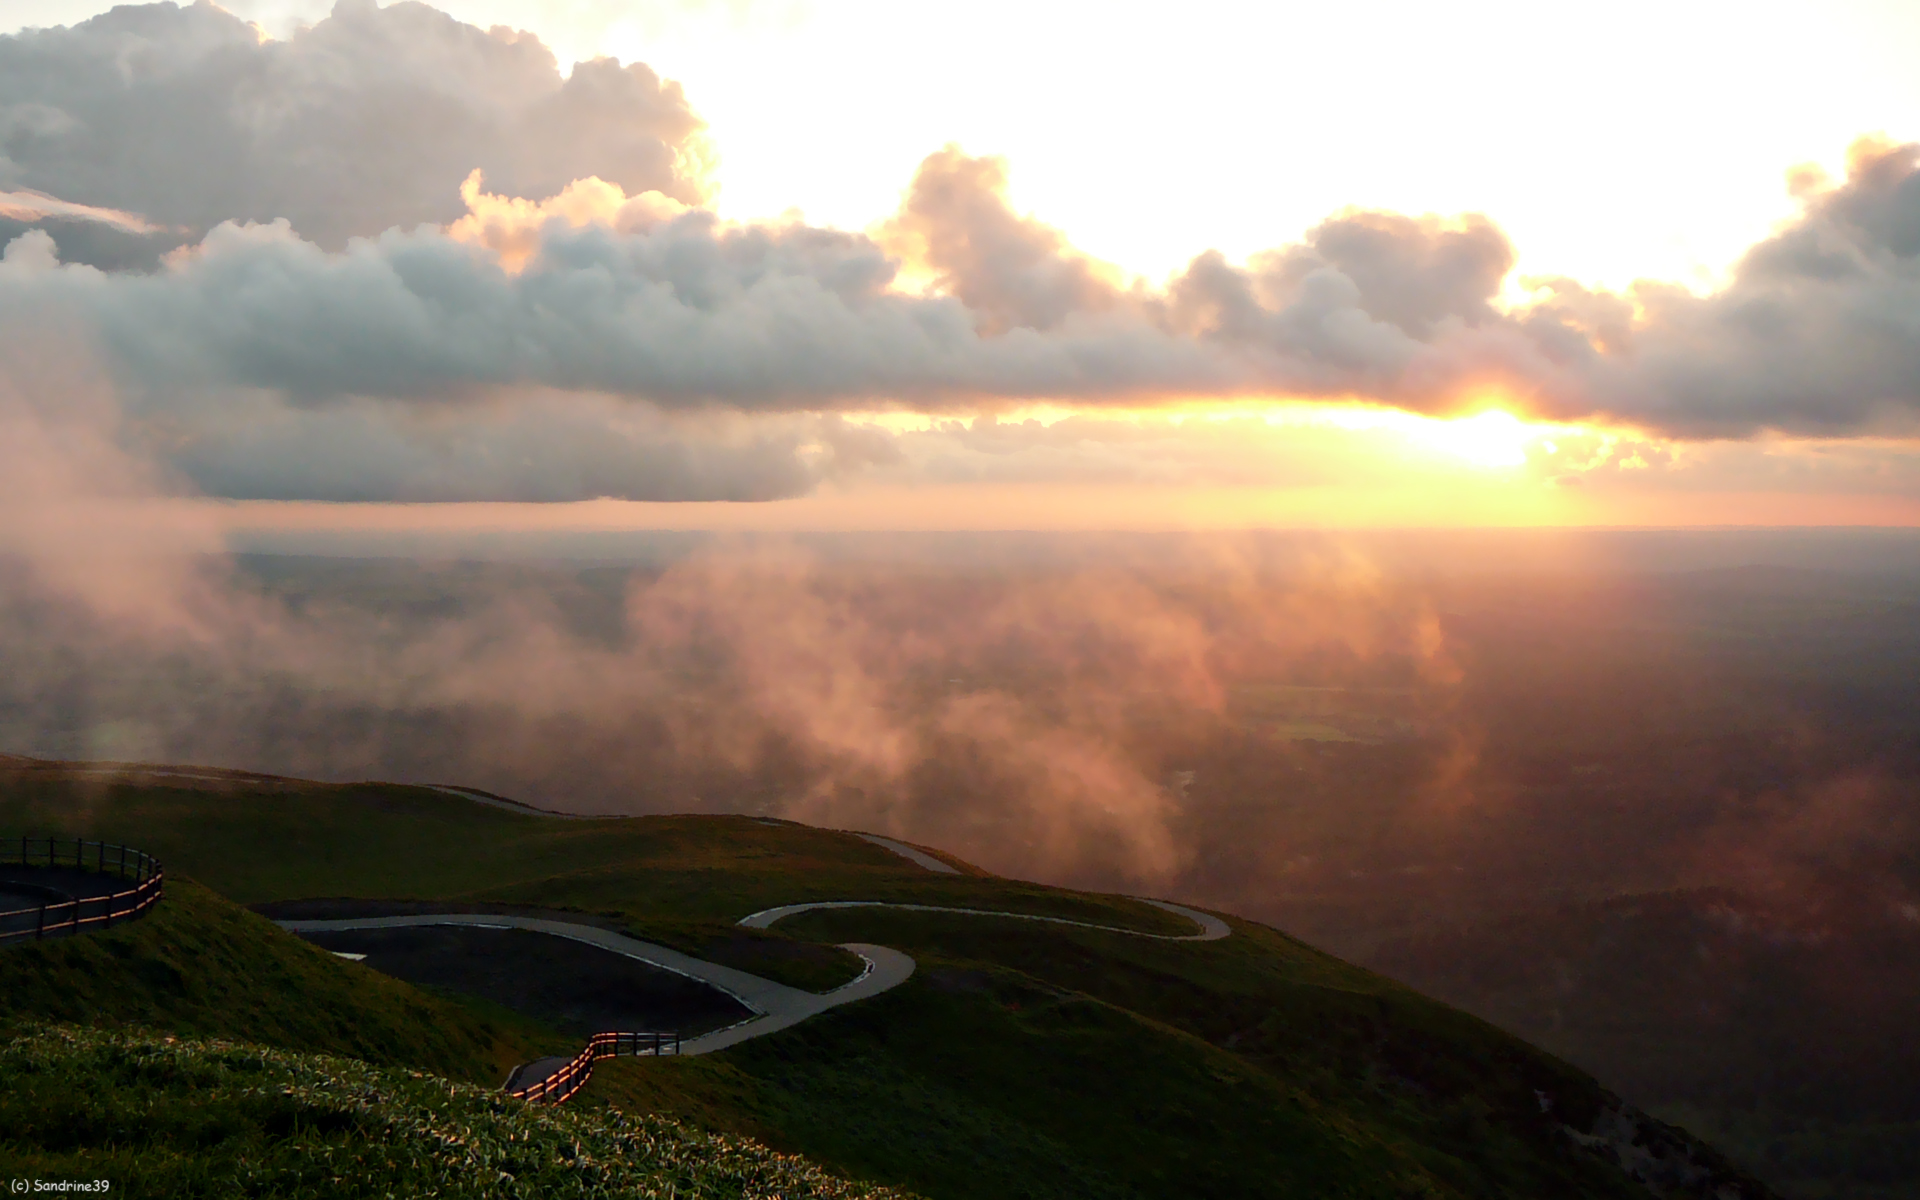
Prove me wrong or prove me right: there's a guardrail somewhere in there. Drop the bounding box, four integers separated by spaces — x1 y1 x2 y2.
0 837 164 947
507 1030 680 1105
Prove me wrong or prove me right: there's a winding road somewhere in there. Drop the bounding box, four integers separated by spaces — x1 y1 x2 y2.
738 897 1230 941
277 821 1231 1097
851 834 961 874
274 912 916 1057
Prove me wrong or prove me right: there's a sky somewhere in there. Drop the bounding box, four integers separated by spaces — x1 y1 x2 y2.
3 0 1920 538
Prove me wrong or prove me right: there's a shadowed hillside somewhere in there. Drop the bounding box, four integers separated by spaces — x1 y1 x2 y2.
3 764 1773 1199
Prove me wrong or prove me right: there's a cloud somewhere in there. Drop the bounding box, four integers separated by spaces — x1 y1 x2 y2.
862 138 1920 439
0 321 233 639
151 391 898 502
0 186 163 233
2 146 1505 418
1283 211 1515 339
1526 137 1920 436
0 199 1229 410
6 135 1919 506
0 347 1463 887
0 183 182 270
446 169 689 273
877 145 1124 333
3 0 1919 503
0 0 708 252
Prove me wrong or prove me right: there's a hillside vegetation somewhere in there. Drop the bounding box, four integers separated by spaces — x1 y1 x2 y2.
1374 883 1920 1199
1 764 1776 1199
0 876 568 1084
2 1025 908 1199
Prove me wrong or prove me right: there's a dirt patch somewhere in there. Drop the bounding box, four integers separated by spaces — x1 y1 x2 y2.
294 925 751 1037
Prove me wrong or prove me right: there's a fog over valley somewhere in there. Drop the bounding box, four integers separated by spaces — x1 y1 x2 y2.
6 0 1920 1195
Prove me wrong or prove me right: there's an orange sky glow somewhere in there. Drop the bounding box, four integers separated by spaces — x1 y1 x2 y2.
205 406 1920 540
3 0 1919 537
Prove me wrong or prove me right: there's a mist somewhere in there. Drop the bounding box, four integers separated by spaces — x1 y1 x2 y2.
4 333 1919 945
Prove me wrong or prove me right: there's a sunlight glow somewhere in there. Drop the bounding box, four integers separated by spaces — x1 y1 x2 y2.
1419 410 1534 469
406 0 1920 293
846 402 1595 476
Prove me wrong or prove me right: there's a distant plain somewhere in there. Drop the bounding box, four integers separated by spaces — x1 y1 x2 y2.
4 528 1918 1196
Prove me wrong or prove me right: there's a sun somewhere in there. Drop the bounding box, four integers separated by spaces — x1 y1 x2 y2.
1263 402 1551 470
1420 410 1533 468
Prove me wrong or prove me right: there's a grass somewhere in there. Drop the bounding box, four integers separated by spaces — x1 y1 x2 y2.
586 915 1713 1200
0 775 1193 932
0 1024 914 1199
586 968 1438 1200
0 767 1779 1199
1649 1104 1920 1200
617 918 870 992
0 877 570 1086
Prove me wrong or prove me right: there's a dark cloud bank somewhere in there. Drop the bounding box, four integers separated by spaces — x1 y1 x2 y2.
0 0 705 252
2 1 1919 504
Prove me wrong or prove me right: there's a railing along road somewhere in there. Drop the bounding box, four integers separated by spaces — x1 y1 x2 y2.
507 1030 680 1104
0 837 165 946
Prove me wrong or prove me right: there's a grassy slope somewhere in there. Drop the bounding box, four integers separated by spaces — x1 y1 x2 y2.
0 877 570 1085
628 919 871 992
589 973 1437 1200
2 1026 910 1200
585 912 1696 1200
0 773 1187 931
1 770 1770 1199
1371 888 1920 1200
0 769 1188 998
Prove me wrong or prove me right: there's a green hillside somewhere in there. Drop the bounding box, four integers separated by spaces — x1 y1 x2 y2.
0 762 1776 1199
3 1025 906 1199
1373 885 1920 1199
0 876 567 1084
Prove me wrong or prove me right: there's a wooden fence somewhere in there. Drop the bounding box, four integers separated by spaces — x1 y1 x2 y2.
3 837 658 1103
507 1030 680 1105
0 837 164 946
